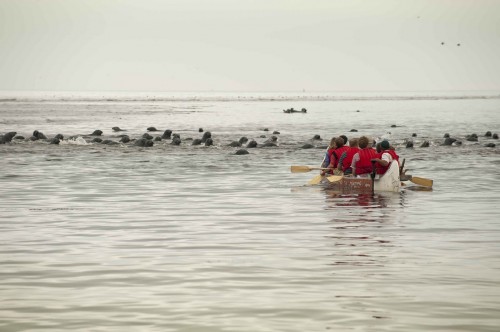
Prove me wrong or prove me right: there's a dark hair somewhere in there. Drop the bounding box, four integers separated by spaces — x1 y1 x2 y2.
334 137 345 148
340 135 348 144
358 136 369 149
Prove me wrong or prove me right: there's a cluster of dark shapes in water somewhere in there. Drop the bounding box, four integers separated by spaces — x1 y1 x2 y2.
1 127 498 151
0 127 286 155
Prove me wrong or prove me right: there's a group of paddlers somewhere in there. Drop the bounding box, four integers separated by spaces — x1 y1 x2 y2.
320 135 399 178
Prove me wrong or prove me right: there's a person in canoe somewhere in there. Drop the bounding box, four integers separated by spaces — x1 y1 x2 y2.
328 136 350 174
372 140 400 175
350 136 378 178
320 137 338 174
337 137 359 175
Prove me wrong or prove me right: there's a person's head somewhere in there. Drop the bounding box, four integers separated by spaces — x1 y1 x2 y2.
358 136 370 149
349 138 359 148
329 137 337 149
335 136 345 148
340 135 348 145
376 142 382 153
380 140 390 150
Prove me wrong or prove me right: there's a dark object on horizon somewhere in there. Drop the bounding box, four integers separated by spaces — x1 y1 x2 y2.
228 141 242 147
142 133 153 140
235 149 249 155
171 137 181 145
92 137 102 143
443 137 456 145
441 42 445 45
135 138 153 147
147 127 158 132
263 128 269 131
466 134 478 142
391 124 397 128
201 131 211 143
485 143 496 148
91 130 102 136
239 137 248 144
273 131 280 135
49 138 60 145
312 134 321 140
283 107 307 113
406 141 414 148
192 139 202 145
493 133 499 139
204 138 213 146
444 133 450 138
485 131 492 137
350 129 358 132
301 143 314 149
112 127 124 131
199 128 203 132
154 136 162 142
33 130 47 140
420 141 430 148
412 133 417 137
0 131 17 144
120 136 130 143
162 129 172 139
246 140 258 148
54 134 64 140
102 140 119 145
266 136 278 143
457 43 461 46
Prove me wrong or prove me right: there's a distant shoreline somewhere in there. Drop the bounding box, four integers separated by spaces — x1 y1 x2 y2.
1 91 499 103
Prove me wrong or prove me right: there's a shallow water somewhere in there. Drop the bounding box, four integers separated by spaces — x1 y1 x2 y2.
1 93 500 331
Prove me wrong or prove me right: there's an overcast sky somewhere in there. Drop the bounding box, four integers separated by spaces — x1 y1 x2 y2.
0 0 499 92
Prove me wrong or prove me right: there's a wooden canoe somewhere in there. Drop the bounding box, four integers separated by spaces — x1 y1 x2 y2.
325 161 401 193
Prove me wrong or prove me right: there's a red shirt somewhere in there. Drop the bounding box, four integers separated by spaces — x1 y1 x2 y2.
354 148 377 175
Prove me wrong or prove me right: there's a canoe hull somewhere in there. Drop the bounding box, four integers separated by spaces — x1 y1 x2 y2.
326 161 401 193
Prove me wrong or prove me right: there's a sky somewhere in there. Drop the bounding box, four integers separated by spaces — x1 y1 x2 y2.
0 0 499 92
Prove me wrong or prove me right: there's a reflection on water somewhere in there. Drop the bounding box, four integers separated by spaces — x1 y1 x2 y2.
322 189 406 210
321 191 407 269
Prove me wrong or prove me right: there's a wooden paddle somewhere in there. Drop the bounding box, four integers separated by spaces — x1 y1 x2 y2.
291 166 331 173
308 174 323 185
410 176 433 187
326 175 343 183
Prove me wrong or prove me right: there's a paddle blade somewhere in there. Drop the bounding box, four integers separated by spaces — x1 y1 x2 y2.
308 175 323 185
291 165 313 173
410 176 433 187
326 175 343 183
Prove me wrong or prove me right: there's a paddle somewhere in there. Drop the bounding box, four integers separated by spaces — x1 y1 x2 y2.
410 176 433 187
370 160 377 195
326 175 343 183
308 174 323 185
291 166 331 173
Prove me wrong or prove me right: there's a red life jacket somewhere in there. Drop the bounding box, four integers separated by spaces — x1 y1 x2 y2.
376 149 400 174
332 146 350 168
355 148 377 175
342 147 360 171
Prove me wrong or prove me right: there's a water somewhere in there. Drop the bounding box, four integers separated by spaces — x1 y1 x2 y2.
1 92 500 331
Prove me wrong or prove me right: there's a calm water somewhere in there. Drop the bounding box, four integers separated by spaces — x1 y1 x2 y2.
1 93 500 331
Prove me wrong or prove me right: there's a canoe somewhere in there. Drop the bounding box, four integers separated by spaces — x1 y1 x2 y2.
325 161 401 193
